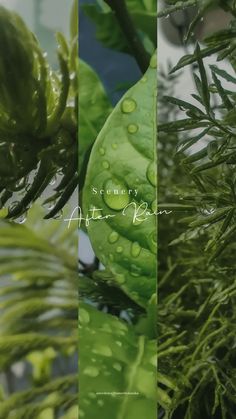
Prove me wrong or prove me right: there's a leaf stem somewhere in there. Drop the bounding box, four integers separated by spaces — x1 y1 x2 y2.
104 0 150 73
157 0 197 18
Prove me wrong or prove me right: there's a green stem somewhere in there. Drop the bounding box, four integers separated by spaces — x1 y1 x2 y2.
104 0 150 73
157 0 197 18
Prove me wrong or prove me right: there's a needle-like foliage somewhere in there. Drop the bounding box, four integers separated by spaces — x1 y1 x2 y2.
0 205 78 418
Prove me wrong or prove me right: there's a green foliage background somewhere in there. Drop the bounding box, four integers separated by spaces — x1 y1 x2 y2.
0 2 78 418
0 205 78 418
80 0 236 418
157 1 236 418
79 1 157 419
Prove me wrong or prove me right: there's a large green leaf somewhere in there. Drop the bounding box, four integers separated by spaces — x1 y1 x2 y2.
79 302 156 419
83 56 157 308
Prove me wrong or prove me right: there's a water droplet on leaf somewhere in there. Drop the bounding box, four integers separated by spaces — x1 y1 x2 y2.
102 323 112 333
79 308 90 325
88 392 96 399
127 124 138 134
130 264 142 277
102 161 110 169
17 214 27 224
99 147 105 156
50 176 57 186
146 161 157 186
151 199 157 212
150 54 157 68
103 179 130 210
116 246 123 254
131 241 141 258
148 231 157 253
108 231 119 243
93 344 112 357
116 274 126 284
83 366 99 377
9 201 20 211
113 362 122 371
53 210 63 220
121 98 137 113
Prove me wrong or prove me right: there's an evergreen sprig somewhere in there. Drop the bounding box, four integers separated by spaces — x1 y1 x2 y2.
158 2 236 417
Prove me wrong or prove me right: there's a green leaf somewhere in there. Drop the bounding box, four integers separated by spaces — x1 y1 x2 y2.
79 303 156 419
0 205 77 415
195 44 210 112
162 95 205 116
210 64 236 84
83 4 130 53
189 207 233 228
0 375 77 419
182 146 208 164
204 28 236 46
224 107 236 127
79 60 112 179
207 140 219 160
191 153 232 173
211 72 233 110
170 43 228 73
184 0 221 42
157 386 172 411
83 0 157 54
83 56 157 308
176 128 210 154
159 119 210 132
0 5 77 219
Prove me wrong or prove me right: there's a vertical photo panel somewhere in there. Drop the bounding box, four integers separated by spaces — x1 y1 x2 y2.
79 1 157 418
0 1 78 418
158 1 236 418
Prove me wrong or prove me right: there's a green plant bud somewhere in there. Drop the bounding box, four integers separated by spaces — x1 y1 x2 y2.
0 6 47 135
0 138 39 185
